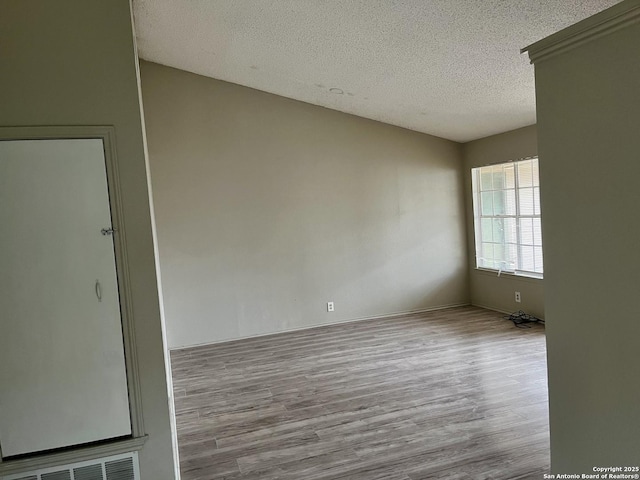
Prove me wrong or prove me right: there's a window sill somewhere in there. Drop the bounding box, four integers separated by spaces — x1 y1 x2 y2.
474 267 543 283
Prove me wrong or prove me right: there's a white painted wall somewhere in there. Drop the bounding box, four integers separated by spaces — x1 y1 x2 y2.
140 62 469 349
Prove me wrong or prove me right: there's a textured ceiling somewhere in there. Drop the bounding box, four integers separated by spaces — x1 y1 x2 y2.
133 0 619 142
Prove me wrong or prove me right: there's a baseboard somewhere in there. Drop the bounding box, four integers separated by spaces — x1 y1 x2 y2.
472 302 545 320
169 302 471 352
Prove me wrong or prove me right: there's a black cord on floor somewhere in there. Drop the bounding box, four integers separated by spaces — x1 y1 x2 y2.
504 310 545 328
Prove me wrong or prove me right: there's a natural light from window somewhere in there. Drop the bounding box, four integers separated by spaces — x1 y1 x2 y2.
471 158 543 277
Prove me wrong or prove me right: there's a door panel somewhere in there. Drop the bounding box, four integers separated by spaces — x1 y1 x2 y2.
0 139 131 457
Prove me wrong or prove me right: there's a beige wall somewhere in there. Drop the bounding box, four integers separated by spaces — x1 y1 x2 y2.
140 61 469 349
0 2 177 478
531 6 640 473
462 125 544 319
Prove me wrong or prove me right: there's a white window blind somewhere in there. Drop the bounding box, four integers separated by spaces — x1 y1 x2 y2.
471 158 543 277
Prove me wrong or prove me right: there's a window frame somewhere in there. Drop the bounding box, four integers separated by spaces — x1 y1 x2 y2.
471 157 543 279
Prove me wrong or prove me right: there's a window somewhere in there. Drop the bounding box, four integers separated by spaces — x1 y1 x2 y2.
471 157 543 277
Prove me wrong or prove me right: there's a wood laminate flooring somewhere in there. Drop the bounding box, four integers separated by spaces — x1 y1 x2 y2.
171 306 549 480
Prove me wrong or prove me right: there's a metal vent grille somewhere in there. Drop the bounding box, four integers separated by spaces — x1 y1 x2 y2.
1 452 138 480
104 458 134 480
40 473 70 480
73 464 103 480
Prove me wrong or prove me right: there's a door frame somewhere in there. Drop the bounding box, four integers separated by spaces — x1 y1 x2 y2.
0 126 146 470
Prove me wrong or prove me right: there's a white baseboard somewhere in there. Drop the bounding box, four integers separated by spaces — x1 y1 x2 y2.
169 302 471 352
472 302 545 320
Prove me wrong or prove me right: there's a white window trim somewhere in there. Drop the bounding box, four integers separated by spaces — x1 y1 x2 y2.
471 156 543 279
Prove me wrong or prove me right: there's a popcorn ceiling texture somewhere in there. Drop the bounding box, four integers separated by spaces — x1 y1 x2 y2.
133 0 618 142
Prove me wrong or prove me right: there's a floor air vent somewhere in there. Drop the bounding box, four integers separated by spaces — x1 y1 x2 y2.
2 452 139 480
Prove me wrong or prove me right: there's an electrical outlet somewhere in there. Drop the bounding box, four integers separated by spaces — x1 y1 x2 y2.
515 291 521 303
327 301 334 312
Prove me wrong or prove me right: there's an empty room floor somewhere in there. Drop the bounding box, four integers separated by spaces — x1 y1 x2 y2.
171 306 549 479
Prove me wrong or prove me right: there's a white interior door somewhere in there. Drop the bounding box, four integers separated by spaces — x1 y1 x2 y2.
0 138 131 457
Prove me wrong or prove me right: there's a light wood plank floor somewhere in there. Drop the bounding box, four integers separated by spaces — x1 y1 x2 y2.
171 306 549 480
